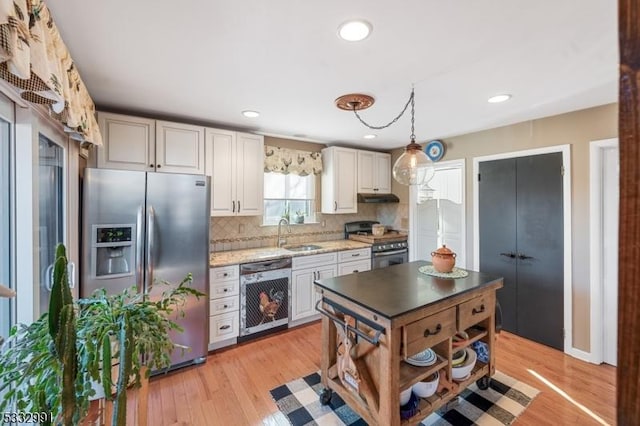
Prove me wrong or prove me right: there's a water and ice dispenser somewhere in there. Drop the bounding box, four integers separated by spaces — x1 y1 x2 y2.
92 225 135 278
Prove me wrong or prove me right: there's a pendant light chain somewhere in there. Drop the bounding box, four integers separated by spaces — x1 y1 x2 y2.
352 88 415 130
410 88 415 141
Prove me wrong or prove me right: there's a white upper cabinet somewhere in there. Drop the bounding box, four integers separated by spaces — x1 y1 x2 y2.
97 112 155 171
357 150 391 194
97 112 204 174
321 146 358 214
235 133 264 216
155 120 205 174
206 128 264 216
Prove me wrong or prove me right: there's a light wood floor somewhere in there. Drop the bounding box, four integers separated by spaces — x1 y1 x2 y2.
139 322 615 425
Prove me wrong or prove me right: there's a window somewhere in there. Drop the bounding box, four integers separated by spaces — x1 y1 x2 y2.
263 173 316 225
37 134 65 316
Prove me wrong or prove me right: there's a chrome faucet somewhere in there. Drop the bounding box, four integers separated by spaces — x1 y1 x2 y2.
277 217 292 247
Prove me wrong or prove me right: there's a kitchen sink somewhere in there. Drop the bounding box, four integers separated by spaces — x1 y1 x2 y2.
283 244 322 252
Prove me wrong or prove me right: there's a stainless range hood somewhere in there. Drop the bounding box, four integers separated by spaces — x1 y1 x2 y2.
357 193 400 203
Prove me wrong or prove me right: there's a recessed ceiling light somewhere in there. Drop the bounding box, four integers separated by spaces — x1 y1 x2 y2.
338 20 372 42
363 134 377 139
242 110 260 118
487 94 512 103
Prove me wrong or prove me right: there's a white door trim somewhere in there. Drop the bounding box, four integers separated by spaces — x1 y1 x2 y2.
409 158 466 264
589 137 619 364
472 145 574 357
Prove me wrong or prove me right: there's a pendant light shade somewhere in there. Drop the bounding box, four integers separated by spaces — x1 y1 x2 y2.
392 141 433 185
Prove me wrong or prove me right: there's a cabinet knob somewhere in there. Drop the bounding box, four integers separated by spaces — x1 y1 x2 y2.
223 272 228 277
223 304 228 308
223 288 228 292
149 164 154 168
157 164 162 168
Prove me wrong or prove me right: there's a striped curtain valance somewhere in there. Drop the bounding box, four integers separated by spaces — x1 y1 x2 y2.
0 0 102 145
264 145 323 176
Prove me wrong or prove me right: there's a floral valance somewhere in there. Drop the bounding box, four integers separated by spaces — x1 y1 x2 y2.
0 0 102 145
264 145 323 176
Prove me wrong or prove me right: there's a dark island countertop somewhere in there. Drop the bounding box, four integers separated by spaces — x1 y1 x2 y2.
314 260 503 320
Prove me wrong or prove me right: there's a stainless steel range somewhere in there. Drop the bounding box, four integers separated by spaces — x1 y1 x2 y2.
344 221 408 269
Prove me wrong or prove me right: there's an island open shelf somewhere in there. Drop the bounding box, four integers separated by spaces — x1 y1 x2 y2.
314 260 503 426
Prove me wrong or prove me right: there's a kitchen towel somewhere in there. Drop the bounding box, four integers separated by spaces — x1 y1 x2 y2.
270 370 539 425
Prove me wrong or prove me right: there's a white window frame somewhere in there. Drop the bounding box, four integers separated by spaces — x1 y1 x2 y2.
14 105 78 324
263 172 316 225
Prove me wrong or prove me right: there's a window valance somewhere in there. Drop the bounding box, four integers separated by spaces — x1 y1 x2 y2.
264 145 323 176
0 0 102 145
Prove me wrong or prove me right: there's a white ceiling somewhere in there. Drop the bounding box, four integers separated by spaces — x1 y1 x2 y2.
47 1 618 150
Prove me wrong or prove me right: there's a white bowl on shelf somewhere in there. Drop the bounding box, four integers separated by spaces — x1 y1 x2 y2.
412 371 440 398
451 347 477 380
400 387 413 405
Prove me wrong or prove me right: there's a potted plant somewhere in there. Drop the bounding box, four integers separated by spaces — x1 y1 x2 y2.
0 244 204 426
294 210 305 224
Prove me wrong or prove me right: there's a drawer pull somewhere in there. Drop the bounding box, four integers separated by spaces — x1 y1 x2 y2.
223 304 228 308
353 270 359 273
220 325 231 330
423 324 442 337
472 304 485 315
223 272 229 277
352 253 360 257
223 288 228 292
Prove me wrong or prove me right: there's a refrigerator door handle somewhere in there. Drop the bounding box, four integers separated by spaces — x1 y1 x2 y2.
146 205 156 293
136 205 144 288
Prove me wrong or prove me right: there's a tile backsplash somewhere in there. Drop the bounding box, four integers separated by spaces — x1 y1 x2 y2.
210 203 408 252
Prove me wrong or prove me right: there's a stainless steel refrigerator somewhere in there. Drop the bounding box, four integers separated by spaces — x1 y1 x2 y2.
81 168 210 369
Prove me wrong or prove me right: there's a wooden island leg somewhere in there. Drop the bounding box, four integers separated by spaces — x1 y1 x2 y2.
377 326 402 425
321 311 337 388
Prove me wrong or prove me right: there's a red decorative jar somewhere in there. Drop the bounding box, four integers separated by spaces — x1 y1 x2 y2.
431 245 457 273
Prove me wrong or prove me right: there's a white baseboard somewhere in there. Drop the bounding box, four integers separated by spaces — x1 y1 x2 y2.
566 346 598 364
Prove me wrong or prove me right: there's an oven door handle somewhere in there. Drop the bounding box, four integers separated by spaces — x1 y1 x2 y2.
373 249 408 257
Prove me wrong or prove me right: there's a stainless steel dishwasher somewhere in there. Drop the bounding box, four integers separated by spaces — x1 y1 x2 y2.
238 258 291 341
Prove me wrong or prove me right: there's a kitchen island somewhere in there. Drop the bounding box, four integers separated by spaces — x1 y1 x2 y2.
314 260 503 425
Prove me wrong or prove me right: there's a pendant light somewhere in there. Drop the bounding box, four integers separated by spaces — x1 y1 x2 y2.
335 87 433 186
392 90 432 185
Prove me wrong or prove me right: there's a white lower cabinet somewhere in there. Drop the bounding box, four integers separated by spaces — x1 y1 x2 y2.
209 264 240 350
337 248 372 276
209 311 239 343
291 253 338 323
338 259 371 276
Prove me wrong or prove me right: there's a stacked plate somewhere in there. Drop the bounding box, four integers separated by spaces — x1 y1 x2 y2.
405 348 437 367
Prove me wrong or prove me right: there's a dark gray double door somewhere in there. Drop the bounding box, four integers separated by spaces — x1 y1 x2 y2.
479 152 564 350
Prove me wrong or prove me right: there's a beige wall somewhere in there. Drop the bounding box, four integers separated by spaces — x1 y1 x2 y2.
395 103 618 353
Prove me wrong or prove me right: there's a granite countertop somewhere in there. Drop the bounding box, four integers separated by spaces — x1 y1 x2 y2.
315 260 504 319
209 240 371 267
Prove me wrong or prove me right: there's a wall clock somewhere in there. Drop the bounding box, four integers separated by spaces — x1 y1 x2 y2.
425 140 445 162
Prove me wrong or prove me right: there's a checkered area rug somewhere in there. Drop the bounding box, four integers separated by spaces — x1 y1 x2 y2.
270 370 539 425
